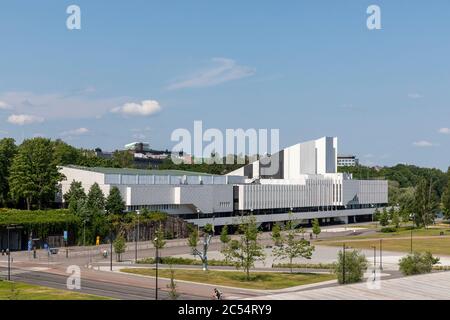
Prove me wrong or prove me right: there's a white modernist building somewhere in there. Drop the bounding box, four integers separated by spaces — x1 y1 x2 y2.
59 137 388 228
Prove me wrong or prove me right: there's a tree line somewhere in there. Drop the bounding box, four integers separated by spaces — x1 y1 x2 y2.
0 137 142 210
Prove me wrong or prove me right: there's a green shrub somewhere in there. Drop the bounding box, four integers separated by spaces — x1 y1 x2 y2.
333 249 368 284
272 263 334 270
399 252 440 276
137 256 234 266
380 226 398 233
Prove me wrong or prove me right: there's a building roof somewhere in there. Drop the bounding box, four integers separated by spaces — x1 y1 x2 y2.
63 165 212 176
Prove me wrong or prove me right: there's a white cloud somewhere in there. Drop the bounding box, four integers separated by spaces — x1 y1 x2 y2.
7 114 44 125
0 101 11 110
438 127 450 134
61 127 89 136
408 93 424 99
412 140 436 147
111 100 161 116
167 58 255 90
0 91 129 120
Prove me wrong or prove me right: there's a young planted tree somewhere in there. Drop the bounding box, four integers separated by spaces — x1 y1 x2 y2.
9 138 61 210
166 265 179 300
273 218 315 273
192 223 214 271
152 226 166 249
113 235 126 262
222 216 265 280
391 209 400 229
312 218 321 239
271 223 282 246
379 208 389 227
105 186 125 215
220 224 231 245
373 208 381 223
187 225 199 250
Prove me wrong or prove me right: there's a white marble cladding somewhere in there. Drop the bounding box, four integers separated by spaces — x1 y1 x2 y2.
104 173 241 185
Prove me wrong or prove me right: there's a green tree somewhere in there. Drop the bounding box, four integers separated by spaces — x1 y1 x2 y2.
312 218 321 239
112 150 134 168
399 252 440 276
187 225 199 250
413 178 439 228
0 138 17 207
166 265 179 300
379 208 389 227
273 218 315 273
220 224 231 245
271 223 282 246
388 206 395 220
391 209 400 228
86 183 105 214
52 139 82 166
152 226 166 250
373 208 381 223
442 167 450 220
334 249 368 284
113 235 126 262
222 216 265 280
105 186 125 215
64 180 86 212
9 138 61 210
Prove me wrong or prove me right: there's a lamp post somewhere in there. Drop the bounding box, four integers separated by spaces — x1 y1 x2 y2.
154 236 159 300
410 228 413 254
110 229 113 271
6 225 23 281
196 208 200 234
371 245 377 267
135 210 140 263
342 243 346 284
379 239 383 270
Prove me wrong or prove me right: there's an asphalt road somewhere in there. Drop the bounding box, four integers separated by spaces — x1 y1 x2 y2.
0 266 206 300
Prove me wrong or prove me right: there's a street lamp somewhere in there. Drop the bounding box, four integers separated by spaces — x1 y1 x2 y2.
196 208 201 234
110 228 113 271
154 236 159 300
379 239 383 270
135 210 141 263
371 245 377 267
6 225 23 281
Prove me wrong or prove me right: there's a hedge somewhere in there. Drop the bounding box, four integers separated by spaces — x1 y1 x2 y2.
0 209 80 241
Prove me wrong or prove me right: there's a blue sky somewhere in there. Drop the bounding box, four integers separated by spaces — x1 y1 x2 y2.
0 1 449 170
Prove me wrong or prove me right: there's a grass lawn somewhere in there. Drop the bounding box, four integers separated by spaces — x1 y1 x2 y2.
317 238 450 255
0 280 110 300
317 226 450 242
315 226 450 255
120 268 336 290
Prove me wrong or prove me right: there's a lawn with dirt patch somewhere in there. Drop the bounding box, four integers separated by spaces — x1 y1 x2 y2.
120 268 335 290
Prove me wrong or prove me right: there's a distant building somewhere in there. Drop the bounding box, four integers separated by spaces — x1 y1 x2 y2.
124 142 151 153
337 155 359 167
